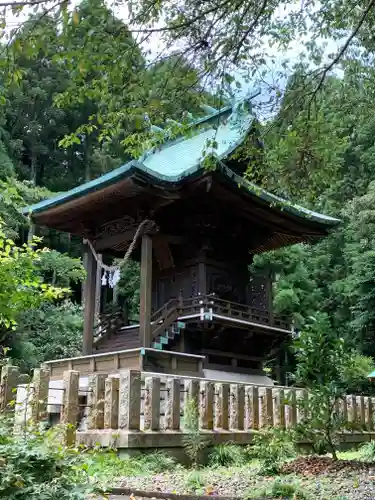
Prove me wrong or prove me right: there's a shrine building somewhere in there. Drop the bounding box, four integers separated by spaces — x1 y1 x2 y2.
23 98 339 386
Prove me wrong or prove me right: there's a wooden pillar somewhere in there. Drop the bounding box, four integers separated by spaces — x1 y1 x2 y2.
139 235 152 347
83 243 97 355
198 261 206 295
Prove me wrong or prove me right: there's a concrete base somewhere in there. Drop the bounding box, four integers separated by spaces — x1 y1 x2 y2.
76 429 375 450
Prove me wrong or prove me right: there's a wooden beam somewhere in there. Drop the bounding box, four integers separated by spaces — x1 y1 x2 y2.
201 349 263 362
83 243 97 355
139 235 152 347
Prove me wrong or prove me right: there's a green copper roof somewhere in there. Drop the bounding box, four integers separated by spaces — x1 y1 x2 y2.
22 98 340 228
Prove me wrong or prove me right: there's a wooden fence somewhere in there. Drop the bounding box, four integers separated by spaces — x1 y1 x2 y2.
2 364 375 448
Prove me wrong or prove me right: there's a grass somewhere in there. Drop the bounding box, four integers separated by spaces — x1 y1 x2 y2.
79 445 374 499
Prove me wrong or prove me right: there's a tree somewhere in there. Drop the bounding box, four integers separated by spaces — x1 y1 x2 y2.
0 222 68 359
293 314 374 460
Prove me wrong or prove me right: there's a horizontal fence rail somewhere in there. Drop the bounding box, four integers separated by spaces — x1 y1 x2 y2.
2 364 375 447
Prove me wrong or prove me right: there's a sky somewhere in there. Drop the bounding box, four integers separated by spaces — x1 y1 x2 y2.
2 0 341 115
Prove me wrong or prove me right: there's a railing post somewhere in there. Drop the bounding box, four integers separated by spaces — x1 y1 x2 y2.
118 370 141 431
0 365 20 413
144 376 161 431
262 388 274 427
287 388 297 428
104 377 119 429
275 388 286 428
215 383 229 430
30 367 50 423
359 395 366 428
367 396 373 431
61 370 79 446
87 374 106 430
349 395 358 425
230 384 244 430
245 386 259 430
184 379 199 409
164 378 180 430
200 381 214 430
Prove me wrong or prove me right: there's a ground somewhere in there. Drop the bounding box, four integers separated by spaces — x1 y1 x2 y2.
90 450 375 499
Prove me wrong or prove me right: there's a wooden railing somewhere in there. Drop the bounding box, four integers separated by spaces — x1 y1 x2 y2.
9 366 375 448
151 294 291 333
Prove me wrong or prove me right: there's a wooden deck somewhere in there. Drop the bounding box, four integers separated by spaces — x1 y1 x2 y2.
93 295 291 353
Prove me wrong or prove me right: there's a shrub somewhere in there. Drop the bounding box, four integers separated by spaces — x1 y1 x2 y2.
136 451 177 472
359 440 375 462
248 428 296 475
0 420 101 500
208 443 246 467
247 479 309 499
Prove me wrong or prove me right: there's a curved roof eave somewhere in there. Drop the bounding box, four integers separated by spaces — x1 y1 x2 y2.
21 158 340 228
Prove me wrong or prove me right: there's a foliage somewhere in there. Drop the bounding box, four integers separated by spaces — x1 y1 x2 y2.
182 398 209 467
293 315 374 459
247 479 310 499
247 428 296 475
185 470 206 494
0 224 67 336
0 419 101 500
359 441 375 462
83 449 176 478
9 301 83 372
208 443 247 467
136 451 177 472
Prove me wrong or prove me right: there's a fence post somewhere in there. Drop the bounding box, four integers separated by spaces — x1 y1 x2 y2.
359 396 366 428
164 378 180 431
287 388 297 428
184 379 199 408
30 367 50 423
200 381 214 430
215 383 229 430
245 386 259 430
0 365 20 413
367 396 373 431
275 388 286 429
349 395 358 425
118 370 141 431
144 376 161 431
104 377 119 429
262 388 274 427
61 370 79 446
230 384 245 430
87 374 106 430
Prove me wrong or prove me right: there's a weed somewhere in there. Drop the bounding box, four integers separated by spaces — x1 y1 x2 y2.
136 451 177 472
185 470 206 494
208 443 246 467
182 398 209 466
246 479 310 499
247 428 296 475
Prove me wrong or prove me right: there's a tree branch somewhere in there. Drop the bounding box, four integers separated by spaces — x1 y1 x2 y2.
309 0 375 104
232 0 269 64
